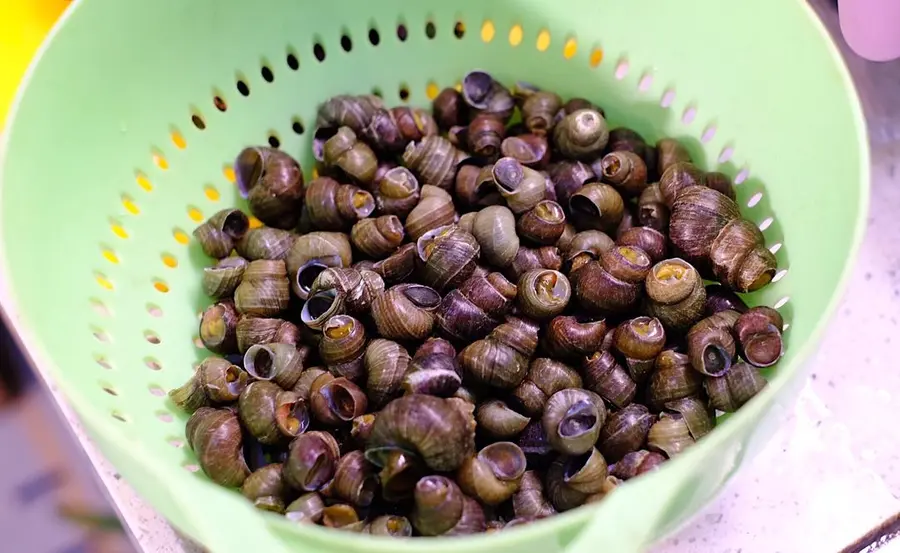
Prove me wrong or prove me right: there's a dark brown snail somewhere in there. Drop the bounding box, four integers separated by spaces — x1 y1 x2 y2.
573 245 652 314
512 358 583 416
405 185 458 241
436 272 517 342
459 316 540 389
374 166 421 218
304 177 375 231
371 283 442 341
234 147 304 229
416 225 481 292
323 127 379 186
363 106 438 154
185 407 250 487
402 136 469 191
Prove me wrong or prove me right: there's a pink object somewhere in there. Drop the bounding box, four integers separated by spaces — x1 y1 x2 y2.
839 0 900 61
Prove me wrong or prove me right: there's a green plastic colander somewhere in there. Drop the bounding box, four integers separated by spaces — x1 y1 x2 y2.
0 0 868 551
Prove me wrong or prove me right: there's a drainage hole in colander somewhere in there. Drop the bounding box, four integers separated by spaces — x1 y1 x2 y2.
152 152 169 170
92 327 110 343
187 206 204 222
399 84 410 102
161 253 178 268
261 65 274 83
170 130 187 150
701 125 717 143
223 165 236 183
509 24 523 46
121 194 140 215
204 185 220 202
747 192 763 208
735 167 750 184
397 23 408 42
136 173 153 192
145 331 161 345
536 29 550 51
769 242 783 255
144 357 162 371
101 248 119 265
286 50 299 70
719 146 735 163
454 21 465 39
614 59 629 80
268 133 281 149
589 47 603 67
368 27 380 46
425 21 436 39
236 78 250 97
173 228 190 245
147 303 163 317
214 95 227 112
148 385 166 397
191 113 206 130
661 89 676 108
95 356 113 370
184 464 200 472
313 42 326 62
340 34 353 52
156 411 174 423
292 119 305 135
371 87 383 99
773 296 790 309
89 298 111 317
153 280 170 294
111 412 128 423
101 385 118 396
758 217 774 232
563 38 577 59
95 272 114 291
638 73 653 92
168 438 184 448
772 269 788 283
682 106 697 125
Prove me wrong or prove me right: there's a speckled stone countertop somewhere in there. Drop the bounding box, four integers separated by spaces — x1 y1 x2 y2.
24 2 900 552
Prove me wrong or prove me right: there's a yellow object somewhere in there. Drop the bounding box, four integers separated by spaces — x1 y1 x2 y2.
0 0 69 123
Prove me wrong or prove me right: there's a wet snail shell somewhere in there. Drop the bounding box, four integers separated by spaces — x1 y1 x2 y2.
599 151 648 197
366 395 476 472
416 225 481 292
501 134 551 169
315 94 384 135
569 183 625 232
542 388 607 455
541 316 608 361
169 356 249 413
467 114 506 161
548 160 595 206
546 447 609 511
350 215 405 259
644 258 707 333
332 450 379 508
238 381 310 444
405 185 458 241
659 161 706 208
371 283 442 341
647 411 695 458
185 407 250 487
233 259 290 317
665 396 715 440
374 166 421 218
457 442 528 505
202 257 248 299
583 350 637 409
459 316 540 389
309 373 369 425
372 243 417 284
705 283 750 316
637 184 670 232
411 475 486 536
646 350 704 411
461 70 515 123
512 358 583 417
455 163 502 209
553 109 609 161
319 315 367 382
284 431 341 492
522 91 563 135
305 176 376 231
404 346 463 398
686 311 740 376
199 300 239 355
475 399 531 439
363 106 438 154
517 200 567 246
492 157 547 215
512 470 556 519
235 317 301 353
617 226 668 264
734 306 785 368
597 403 655 463
309 267 385 316
433 87 467 129
365 339 412 408
656 138 692 177
505 246 563 282
610 449 666 480
234 147 304 229
234 227 296 261
516 269 571 321
193 209 250 259
704 361 767 412
285 492 326 524
436 272 517 342
243 342 308 389
472 205 520 268
323 127 378 186
402 136 469 191
241 464 289 513
286 231 353 300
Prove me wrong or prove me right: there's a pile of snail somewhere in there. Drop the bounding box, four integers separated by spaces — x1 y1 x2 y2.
174 70 784 537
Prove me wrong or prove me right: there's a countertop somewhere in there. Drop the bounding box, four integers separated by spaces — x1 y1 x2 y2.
18 1 900 552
